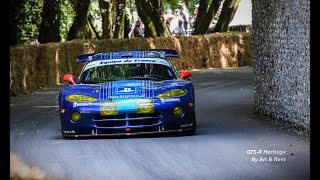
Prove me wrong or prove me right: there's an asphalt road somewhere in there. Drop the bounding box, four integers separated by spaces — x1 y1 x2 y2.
10 67 310 180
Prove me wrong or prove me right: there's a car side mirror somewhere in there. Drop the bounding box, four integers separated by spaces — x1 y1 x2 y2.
63 74 76 85
180 71 191 80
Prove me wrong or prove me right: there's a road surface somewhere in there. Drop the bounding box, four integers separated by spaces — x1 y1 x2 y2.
10 67 310 180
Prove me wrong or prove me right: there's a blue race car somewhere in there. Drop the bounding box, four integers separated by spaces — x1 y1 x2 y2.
58 49 196 137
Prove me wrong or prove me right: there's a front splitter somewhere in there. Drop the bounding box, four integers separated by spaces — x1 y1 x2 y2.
62 128 195 138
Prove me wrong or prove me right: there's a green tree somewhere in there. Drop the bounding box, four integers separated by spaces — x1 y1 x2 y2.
87 0 103 39
10 0 43 45
113 0 127 39
99 0 116 39
193 0 240 35
193 0 222 35
67 0 91 40
213 0 240 32
10 0 25 45
60 0 76 42
38 0 61 43
134 0 156 37
87 14 101 39
135 0 170 37
98 0 127 39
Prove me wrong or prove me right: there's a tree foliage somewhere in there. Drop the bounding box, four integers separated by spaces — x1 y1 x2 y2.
193 0 222 35
88 0 103 39
60 0 76 42
67 0 91 40
10 0 43 45
135 0 170 38
113 0 127 39
10 0 241 45
213 0 240 32
98 0 127 39
38 0 61 43
193 0 240 35
99 0 116 39
164 0 197 10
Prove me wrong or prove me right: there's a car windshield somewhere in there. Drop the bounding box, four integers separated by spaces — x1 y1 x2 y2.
79 63 177 84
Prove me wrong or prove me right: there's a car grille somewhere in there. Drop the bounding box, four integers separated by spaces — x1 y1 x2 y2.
94 114 126 120
99 126 159 134
93 112 161 128
95 121 126 127
129 118 159 126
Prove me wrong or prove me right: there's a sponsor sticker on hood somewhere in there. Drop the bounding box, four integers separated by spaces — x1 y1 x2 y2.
99 80 155 100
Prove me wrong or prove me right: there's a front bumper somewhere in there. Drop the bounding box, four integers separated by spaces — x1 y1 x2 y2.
62 127 194 137
60 97 196 137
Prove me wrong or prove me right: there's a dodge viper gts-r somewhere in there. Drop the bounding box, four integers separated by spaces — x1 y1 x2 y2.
58 49 196 137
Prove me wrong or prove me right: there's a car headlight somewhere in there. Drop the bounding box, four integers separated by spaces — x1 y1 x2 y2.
156 89 187 98
66 94 98 102
136 99 154 114
100 101 118 116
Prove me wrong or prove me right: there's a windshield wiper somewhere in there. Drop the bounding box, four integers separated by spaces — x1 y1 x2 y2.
80 78 119 84
130 76 158 80
130 76 172 81
157 77 173 80
104 78 119 82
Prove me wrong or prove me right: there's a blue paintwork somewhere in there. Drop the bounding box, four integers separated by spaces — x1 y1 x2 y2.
59 50 196 137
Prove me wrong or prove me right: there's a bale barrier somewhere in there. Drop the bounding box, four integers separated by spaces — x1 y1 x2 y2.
10 32 252 96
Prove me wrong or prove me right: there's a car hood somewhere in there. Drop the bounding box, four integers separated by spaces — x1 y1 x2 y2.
62 80 189 100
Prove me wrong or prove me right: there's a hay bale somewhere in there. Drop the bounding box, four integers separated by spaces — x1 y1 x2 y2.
10 32 252 96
